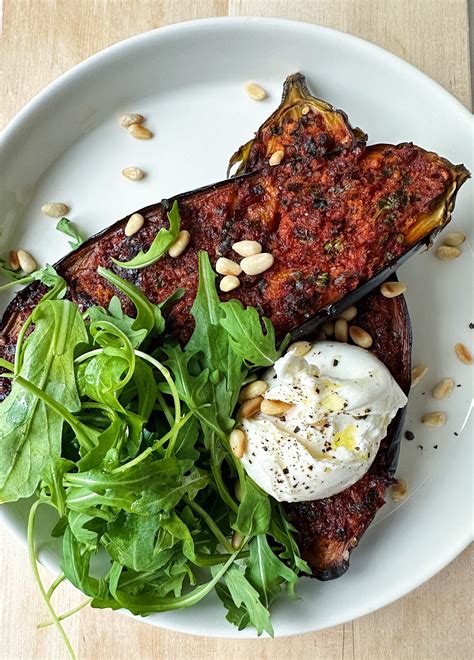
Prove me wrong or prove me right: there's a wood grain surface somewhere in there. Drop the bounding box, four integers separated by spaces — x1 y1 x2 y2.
0 1 472 659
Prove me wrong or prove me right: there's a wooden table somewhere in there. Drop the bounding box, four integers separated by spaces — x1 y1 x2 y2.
0 1 472 658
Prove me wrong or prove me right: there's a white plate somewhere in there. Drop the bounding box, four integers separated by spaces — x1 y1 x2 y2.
0 17 472 638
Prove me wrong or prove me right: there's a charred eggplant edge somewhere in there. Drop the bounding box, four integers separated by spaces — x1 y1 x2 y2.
227 72 367 177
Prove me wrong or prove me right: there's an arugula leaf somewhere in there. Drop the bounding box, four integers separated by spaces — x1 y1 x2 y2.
1 247 308 642
40 458 74 517
56 217 84 249
92 550 238 615
0 300 87 502
64 457 193 494
234 479 271 538
165 346 220 437
220 300 287 366
173 415 199 461
68 510 101 547
112 562 189 600
75 414 126 472
246 534 299 606
144 467 209 511
97 267 165 337
111 201 181 269
186 251 225 359
131 358 157 421
78 353 130 413
66 486 138 517
86 296 147 348
61 527 108 599
0 262 66 295
160 510 196 562
185 252 245 427
215 583 250 630
222 565 274 636
106 508 172 572
268 502 311 575
0 258 22 284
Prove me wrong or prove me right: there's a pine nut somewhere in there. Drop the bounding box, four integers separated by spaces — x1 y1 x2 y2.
8 250 19 271
455 342 472 365
219 275 240 292
229 429 247 459
338 306 357 321
411 364 428 387
124 213 145 237
260 399 293 416
269 150 284 166
238 380 268 403
232 240 262 257
122 167 145 181
436 245 461 260
17 249 37 274
168 230 191 258
443 232 465 247
119 113 144 128
41 202 70 218
432 378 454 400
128 124 153 140
301 105 310 115
237 396 263 419
381 281 407 298
349 325 373 348
244 82 267 101
216 257 242 276
335 318 348 342
287 341 312 357
421 411 446 427
322 321 335 336
391 479 408 502
231 531 244 550
240 252 274 275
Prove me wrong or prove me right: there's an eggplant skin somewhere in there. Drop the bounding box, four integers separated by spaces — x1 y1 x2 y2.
0 142 468 402
228 72 367 176
285 286 412 580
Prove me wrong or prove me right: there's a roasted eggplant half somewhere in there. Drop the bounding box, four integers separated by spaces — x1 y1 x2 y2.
285 285 412 579
0 142 468 400
228 76 416 579
228 72 366 176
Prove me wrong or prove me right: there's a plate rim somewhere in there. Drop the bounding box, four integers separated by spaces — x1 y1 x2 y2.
1 15 472 639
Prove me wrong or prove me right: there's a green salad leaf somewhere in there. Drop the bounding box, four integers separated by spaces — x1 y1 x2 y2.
56 218 84 249
112 201 181 270
246 534 299 605
220 300 289 366
96 267 167 338
221 565 273 636
0 300 87 502
0 262 67 295
233 479 271 538
215 583 250 631
1 250 309 650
